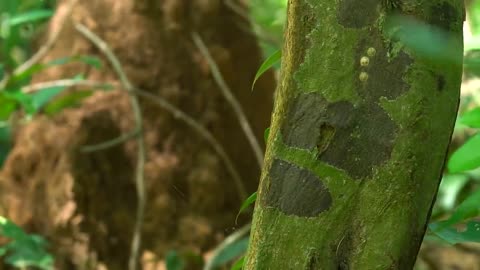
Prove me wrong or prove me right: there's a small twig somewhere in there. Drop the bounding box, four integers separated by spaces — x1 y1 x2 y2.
74 22 146 270
21 76 248 200
22 79 112 94
81 129 140 153
192 32 264 169
203 223 251 270
132 88 248 200
0 0 79 90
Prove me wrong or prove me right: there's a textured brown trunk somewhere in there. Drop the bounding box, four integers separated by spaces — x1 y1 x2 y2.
0 0 274 269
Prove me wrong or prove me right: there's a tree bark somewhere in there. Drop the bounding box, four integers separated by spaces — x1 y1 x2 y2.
245 0 464 269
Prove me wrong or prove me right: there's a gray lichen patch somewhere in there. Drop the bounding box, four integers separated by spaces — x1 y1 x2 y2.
264 159 332 217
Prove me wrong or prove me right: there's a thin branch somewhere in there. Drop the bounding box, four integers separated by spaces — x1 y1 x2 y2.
21 75 248 200
0 0 79 90
81 129 140 153
74 22 146 270
192 32 264 169
203 223 251 270
132 88 248 200
22 79 112 94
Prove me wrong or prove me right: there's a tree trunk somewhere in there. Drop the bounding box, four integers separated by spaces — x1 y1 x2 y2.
245 0 464 269
0 0 274 269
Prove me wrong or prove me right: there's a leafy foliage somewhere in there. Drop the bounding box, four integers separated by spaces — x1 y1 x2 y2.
0 216 54 269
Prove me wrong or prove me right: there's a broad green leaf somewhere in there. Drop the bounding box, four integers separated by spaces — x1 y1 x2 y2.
448 133 480 173
209 237 249 268
436 174 469 212
439 188 480 228
235 192 257 224
0 93 17 121
460 108 480 128
384 15 462 65
251 50 281 91
0 247 6 256
44 90 93 116
30 75 84 111
5 10 53 27
2 89 35 115
165 251 184 270
263 127 270 143
231 256 245 270
429 220 480 244
9 55 102 85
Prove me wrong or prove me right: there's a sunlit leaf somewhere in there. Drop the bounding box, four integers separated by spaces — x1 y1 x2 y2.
30 75 84 111
438 188 480 228
460 108 480 128
44 90 93 116
264 127 270 143
429 220 480 244
231 256 245 270
448 133 480 173
235 192 257 224
0 93 18 121
436 174 469 212
251 50 281 91
209 237 249 268
5 9 53 27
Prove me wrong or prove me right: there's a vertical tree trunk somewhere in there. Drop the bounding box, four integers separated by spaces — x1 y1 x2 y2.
246 0 464 269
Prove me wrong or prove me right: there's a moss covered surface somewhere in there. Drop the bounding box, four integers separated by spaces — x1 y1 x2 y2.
246 0 464 269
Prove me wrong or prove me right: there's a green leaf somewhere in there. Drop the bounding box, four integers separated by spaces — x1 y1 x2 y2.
231 256 245 270
384 15 462 65
235 192 257 224
30 75 84 111
251 50 281 91
209 237 249 268
0 125 12 167
460 108 480 128
9 55 101 86
436 174 470 212
438 188 480 228
448 133 480 173
263 127 270 143
0 93 18 121
2 89 35 115
429 220 480 244
44 90 93 116
5 9 53 27
47 55 102 69
165 251 184 270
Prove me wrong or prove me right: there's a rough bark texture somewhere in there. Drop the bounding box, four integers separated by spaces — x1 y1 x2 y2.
0 0 275 269
245 0 464 269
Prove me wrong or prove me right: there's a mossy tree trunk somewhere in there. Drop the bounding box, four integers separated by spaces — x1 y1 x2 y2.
245 0 464 269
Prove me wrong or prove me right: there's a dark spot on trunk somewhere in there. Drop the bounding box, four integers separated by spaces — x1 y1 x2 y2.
264 159 332 217
355 31 413 102
281 93 397 179
337 0 380 28
437 75 446 91
429 2 459 32
319 103 397 179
